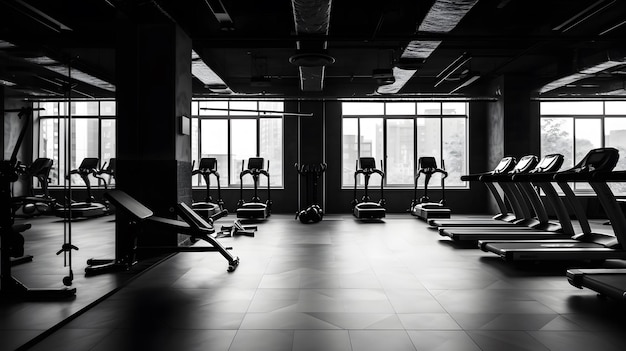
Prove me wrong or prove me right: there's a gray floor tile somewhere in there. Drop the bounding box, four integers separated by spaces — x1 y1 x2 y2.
6 216 626 351
228 330 294 351
350 330 417 351
528 331 625 351
467 330 550 351
407 331 481 351
293 330 352 351
28 329 111 351
398 313 462 330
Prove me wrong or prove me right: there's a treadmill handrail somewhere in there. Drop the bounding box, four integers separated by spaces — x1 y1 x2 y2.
460 172 492 182
460 157 517 182
512 171 559 182
592 170 626 182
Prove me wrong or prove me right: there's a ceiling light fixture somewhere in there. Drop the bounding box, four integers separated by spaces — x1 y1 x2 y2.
0 79 17 87
4 0 73 33
434 52 472 87
598 19 626 36
552 0 615 32
450 75 480 94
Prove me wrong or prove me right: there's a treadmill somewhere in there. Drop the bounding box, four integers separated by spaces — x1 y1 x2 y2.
430 155 538 229
566 170 626 300
439 154 576 242
479 147 626 262
428 157 517 228
54 157 108 218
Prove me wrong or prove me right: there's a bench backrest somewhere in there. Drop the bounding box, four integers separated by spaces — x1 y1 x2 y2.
104 190 153 220
176 202 214 230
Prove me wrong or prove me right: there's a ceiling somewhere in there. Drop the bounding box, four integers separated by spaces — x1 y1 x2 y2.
1 0 626 100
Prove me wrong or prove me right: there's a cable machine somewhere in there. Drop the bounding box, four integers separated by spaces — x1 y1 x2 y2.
1 107 76 299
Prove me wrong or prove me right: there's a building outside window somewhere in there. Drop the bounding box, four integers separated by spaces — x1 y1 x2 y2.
341 101 469 189
540 100 626 193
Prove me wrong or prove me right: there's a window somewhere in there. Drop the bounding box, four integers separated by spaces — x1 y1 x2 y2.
540 100 626 194
36 101 116 187
341 102 469 188
191 100 284 188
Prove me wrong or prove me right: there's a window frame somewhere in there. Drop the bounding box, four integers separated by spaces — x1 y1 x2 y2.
540 100 626 195
191 100 285 189
34 100 116 188
341 101 470 189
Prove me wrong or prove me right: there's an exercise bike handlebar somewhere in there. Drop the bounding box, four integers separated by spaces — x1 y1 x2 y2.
416 168 448 179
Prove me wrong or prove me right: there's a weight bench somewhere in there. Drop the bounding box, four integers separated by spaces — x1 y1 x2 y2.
85 190 239 275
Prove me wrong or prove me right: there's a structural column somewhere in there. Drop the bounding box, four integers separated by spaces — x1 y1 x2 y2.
115 17 192 249
485 75 540 213
293 100 325 211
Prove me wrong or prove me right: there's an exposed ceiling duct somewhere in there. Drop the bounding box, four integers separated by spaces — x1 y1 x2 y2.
191 49 233 94
23 55 116 92
376 67 418 94
539 50 626 94
377 0 479 94
290 0 333 92
0 78 17 87
204 0 235 31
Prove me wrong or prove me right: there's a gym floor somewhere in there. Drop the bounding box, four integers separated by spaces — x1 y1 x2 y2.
3 214 626 350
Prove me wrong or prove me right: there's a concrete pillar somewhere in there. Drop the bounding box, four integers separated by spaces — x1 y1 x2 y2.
485 75 540 213
115 17 192 250
294 100 325 211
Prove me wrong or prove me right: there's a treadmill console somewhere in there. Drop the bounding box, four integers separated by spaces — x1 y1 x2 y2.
359 157 377 170
79 157 100 171
247 157 265 170
493 157 516 174
418 157 437 170
531 154 564 173
510 155 538 173
199 157 217 171
576 148 619 172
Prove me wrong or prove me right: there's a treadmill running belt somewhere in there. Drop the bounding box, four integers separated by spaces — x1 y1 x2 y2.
578 275 626 299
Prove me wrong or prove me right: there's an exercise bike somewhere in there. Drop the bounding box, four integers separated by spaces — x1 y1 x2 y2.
54 157 108 219
351 157 386 220
191 157 226 219
236 157 272 220
294 163 327 224
96 158 116 188
13 157 56 217
409 157 451 220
